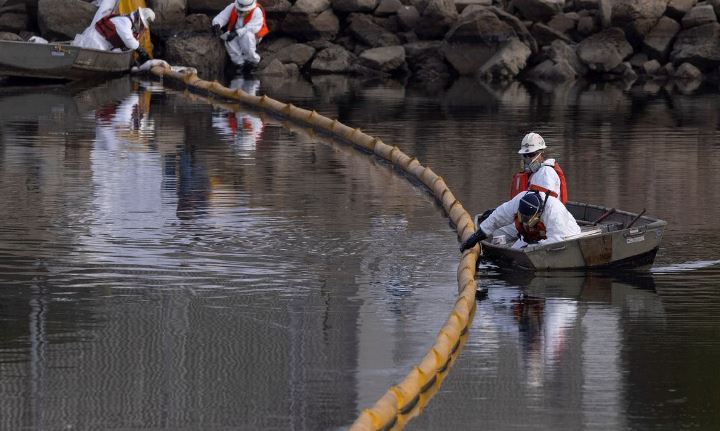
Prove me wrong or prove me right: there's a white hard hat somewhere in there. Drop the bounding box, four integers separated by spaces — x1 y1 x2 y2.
235 0 257 11
518 132 547 154
137 8 155 28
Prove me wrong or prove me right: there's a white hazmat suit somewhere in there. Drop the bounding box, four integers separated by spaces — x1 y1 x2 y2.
212 4 265 66
73 14 140 51
493 162 564 240
480 191 581 249
480 166 580 249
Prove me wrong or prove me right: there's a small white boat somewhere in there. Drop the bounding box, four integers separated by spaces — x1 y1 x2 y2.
477 202 667 271
0 40 133 81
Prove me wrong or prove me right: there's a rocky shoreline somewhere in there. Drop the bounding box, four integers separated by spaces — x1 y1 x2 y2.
2 0 720 87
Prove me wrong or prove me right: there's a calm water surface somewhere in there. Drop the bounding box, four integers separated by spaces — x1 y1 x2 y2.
0 75 718 430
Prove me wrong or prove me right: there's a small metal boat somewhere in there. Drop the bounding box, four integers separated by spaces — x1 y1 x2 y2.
0 40 133 81
477 202 667 271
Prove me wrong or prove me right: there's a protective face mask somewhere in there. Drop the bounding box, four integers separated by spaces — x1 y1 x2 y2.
523 153 542 173
518 211 542 228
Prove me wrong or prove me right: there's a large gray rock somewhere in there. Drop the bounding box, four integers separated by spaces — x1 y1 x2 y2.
262 0 292 14
257 58 300 77
187 0 229 13
546 39 587 75
282 3 340 41
397 5 420 31
577 27 633 72
681 4 717 29
642 16 680 61
164 33 226 78
512 0 564 22
442 7 517 75
310 44 355 72
524 58 577 82
454 0 491 13
0 31 22 41
477 38 531 80
670 22 720 69
610 0 668 43
674 61 702 79
151 13 211 41
415 0 458 39
347 13 401 47
547 13 578 34
38 0 95 41
531 22 571 46
491 6 538 54
375 0 402 16
403 40 450 81
640 58 661 75
0 0 27 33
610 0 667 25
358 45 406 71
261 36 298 54
332 0 378 13
293 0 332 14
275 42 316 66
710 0 720 18
666 0 697 21
152 0 187 28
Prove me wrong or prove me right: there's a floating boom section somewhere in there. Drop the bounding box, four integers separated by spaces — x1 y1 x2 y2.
148 65 481 430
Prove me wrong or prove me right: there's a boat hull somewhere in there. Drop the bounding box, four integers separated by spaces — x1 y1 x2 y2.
0 40 133 80
478 202 667 271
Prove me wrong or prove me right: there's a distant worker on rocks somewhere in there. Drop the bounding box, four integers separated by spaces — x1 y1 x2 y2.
212 0 269 73
512 132 568 204
73 7 155 63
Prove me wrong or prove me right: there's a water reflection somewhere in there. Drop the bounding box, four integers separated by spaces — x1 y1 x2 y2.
1 75 719 430
414 270 669 430
212 77 263 158
0 78 464 429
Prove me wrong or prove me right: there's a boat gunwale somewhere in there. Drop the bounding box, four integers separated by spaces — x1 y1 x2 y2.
476 201 667 271
0 40 133 80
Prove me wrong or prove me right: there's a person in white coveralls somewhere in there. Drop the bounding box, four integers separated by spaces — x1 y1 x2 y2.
73 5 154 63
212 0 269 71
212 78 264 156
460 167 581 251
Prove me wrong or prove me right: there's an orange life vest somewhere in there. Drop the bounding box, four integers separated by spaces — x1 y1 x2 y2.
95 14 138 49
514 214 547 244
228 113 260 135
226 5 269 39
510 162 568 204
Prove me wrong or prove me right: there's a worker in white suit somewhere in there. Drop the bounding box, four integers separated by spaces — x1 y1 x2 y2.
460 169 581 251
212 0 269 70
73 6 154 63
212 78 264 156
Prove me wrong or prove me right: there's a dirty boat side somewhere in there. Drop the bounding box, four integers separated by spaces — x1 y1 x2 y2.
478 202 667 271
0 40 133 81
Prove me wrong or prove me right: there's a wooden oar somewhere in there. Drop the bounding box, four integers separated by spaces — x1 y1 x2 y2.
626 208 647 229
592 208 615 225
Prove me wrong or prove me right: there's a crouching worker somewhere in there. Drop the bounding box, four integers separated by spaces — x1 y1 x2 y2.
459 190 581 252
74 7 155 64
212 0 269 72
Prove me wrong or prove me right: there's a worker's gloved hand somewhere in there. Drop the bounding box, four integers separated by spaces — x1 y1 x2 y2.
136 47 150 63
211 24 222 37
460 228 487 253
225 30 238 42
